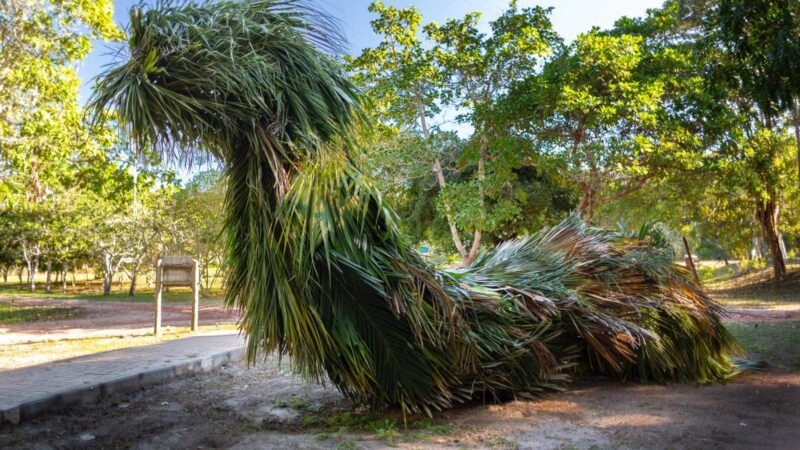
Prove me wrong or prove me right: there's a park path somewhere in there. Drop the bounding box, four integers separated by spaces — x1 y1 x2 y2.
0 332 243 425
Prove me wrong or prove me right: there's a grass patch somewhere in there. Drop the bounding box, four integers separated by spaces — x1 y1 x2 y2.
726 321 800 368
484 434 519 449
0 323 238 370
0 302 82 325
0 284 224 304
301 408 456 445
708 266 800 310
272 395 308 409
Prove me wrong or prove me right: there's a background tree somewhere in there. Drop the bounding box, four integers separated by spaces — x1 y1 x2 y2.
350 1 561 264
504 28 669 222
1 0 120 201
715 0 800 187
172 170 226 295
347 2 475 262
423 2 559 260
697 0 795 279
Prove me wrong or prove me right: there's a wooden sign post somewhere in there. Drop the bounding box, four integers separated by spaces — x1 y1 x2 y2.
154 256 200 336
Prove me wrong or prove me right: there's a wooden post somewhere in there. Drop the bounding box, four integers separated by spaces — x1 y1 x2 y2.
154 259 163 336
191 259 199 331
682 236 701 284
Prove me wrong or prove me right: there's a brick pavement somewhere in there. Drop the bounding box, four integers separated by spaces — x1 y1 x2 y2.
0 332 243 424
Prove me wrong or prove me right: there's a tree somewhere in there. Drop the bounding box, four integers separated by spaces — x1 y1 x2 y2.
350 2 561 265
715 0 800 188
0 214 18 282
0 0 121 291
504 28 670 222
424 2 560 261
700 2 795 279
599 0 796 279
1 0 120 202
172 170 226 295
347 2 473 263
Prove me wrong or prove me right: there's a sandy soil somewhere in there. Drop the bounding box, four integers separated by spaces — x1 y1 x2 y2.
1 291 798 449
1 354 798 449
0 298 239 345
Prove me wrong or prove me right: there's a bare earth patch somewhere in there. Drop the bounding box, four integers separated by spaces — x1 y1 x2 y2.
1 356 798 449
0 297 239 345
1 274 798 449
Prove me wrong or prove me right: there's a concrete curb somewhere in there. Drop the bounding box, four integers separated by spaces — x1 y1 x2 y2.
1 346 244 425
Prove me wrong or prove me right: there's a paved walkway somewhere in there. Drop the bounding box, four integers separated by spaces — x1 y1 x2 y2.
0 332 244 424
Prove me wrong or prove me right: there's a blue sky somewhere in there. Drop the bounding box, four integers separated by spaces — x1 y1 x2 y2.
77 0 664 102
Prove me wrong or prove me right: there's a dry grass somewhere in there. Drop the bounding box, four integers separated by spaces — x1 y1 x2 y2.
708 264 800 309
0 302 83 325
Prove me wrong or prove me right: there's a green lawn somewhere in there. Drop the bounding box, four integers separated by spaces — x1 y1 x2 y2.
726 321 800 369
0 302 82 325
709 266 800 369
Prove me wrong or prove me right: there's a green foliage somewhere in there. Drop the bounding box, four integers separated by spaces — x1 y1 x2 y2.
1 0 120 203
172 170 226 293
502 25 672 221
714 0 800 122
349 2 565 261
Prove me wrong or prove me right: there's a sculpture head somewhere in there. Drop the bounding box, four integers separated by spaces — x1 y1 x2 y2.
90 0 360 166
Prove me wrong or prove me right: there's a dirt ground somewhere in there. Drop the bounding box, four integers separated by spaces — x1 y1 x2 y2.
0 298 239 345
1 354 798 449
724 303 800 322
2 275 799 449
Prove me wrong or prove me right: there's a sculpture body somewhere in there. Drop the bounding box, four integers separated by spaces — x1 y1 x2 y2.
91 0 740 415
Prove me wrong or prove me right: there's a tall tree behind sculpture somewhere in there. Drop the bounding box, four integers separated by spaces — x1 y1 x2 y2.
91 0 740 415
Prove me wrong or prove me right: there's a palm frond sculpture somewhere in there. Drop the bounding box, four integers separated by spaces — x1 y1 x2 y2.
91 0 740 415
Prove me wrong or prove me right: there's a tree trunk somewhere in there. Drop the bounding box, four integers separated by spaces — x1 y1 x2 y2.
17 267 23 286
577 182 596 223
210 264 222 292
27 258 37 292
45 260 52 292
62 268 67 293
792 99 800 190
103 253 112 296
755 198 787 280
778 233 788 261
2 268 7 283
463 143 488 266
433 157 471 263
204 265 210 296
682 236 700 284
128 265 138 297
751 236 763 260
415 93 471 265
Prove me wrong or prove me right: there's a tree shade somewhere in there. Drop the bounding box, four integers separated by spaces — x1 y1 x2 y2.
90 0 741 416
